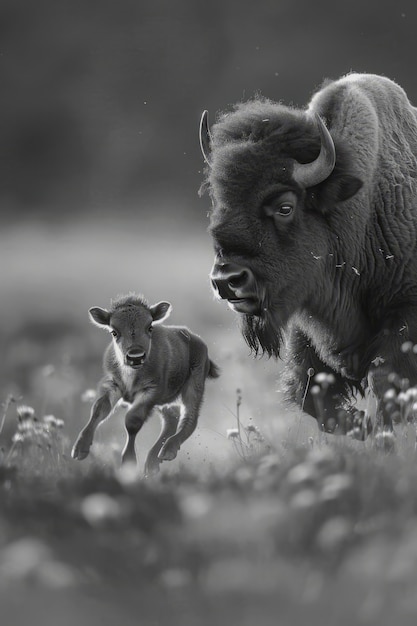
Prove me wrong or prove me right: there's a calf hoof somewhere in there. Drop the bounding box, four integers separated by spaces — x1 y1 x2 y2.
121 453 138 466
144 461 161 477
71 443 90 460
158 439 180 461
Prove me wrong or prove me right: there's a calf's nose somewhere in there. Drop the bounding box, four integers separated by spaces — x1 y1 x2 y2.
126 348 146 367
210 261 255 300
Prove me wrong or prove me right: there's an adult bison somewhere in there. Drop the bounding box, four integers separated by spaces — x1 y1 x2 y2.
199 73 417 433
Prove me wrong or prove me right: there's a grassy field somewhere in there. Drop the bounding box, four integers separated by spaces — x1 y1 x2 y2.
2 216 417 625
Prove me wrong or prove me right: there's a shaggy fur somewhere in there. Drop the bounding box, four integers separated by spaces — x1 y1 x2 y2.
204 73 417 431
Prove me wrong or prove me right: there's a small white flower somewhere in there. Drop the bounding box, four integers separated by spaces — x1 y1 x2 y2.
286 463 316 485
226 428 240 440
81 389 97 403
320 473 353 501
316 516 352 551
290 489 317 509
43 415 64 428
372 356 385 366
16 405 35 421
180 493 212 518
80 493 123 526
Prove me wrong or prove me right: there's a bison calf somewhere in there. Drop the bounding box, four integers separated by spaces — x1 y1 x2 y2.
71 294 219 474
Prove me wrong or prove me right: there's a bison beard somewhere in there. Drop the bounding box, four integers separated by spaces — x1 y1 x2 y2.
241 308 283 359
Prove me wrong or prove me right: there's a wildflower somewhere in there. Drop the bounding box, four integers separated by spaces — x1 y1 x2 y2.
0 537 50 579
307 447 336 467
17 419 34 433
43 415 64 429
16 405 35 422
115 461 141 486
310 385 323 397
81 389 96 403
11 433 25 444
383 388 397 402
320 473 353 502
401 341 413 354
0 537 76 588
314 372 336 387
388 372 401 388
373 430 396 452
180 493 212 518
371 356 385 366
316 516 352 551
80 493 123 526
226 428 240 440
347 427 365 440
397 391 410 406
290 488 318 509
286 462 317 486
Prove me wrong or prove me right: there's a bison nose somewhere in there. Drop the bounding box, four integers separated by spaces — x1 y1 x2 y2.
126 349 146 368
210 261 255 300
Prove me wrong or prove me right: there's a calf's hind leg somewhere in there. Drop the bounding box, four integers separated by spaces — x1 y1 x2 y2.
158 373 205 462
144 406 180 476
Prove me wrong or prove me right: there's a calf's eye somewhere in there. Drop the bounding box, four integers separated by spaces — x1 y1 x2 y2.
111 330 119 339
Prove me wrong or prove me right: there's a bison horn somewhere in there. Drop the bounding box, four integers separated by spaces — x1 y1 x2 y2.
292 113 336 187
199 110 212 166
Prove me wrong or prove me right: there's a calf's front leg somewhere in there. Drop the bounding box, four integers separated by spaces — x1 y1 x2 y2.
72 384 120 460
122 397 156 465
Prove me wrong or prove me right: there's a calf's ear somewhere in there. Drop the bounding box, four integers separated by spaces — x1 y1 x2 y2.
89 307 111 327
150 301 172 323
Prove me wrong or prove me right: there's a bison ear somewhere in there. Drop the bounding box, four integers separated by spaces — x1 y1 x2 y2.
331 174 363 202
89 307 111 328
150 301 172 324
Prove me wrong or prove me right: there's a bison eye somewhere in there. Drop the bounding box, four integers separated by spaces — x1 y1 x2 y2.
276 203 293 216
263 191 297 222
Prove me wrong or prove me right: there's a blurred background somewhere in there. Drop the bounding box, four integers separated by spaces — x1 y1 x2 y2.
0 0 415 467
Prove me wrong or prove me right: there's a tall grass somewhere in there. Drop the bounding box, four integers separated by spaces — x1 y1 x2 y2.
1 371 417 626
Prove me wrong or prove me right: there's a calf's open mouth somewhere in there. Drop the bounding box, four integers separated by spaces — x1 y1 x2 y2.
125 354 146 368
